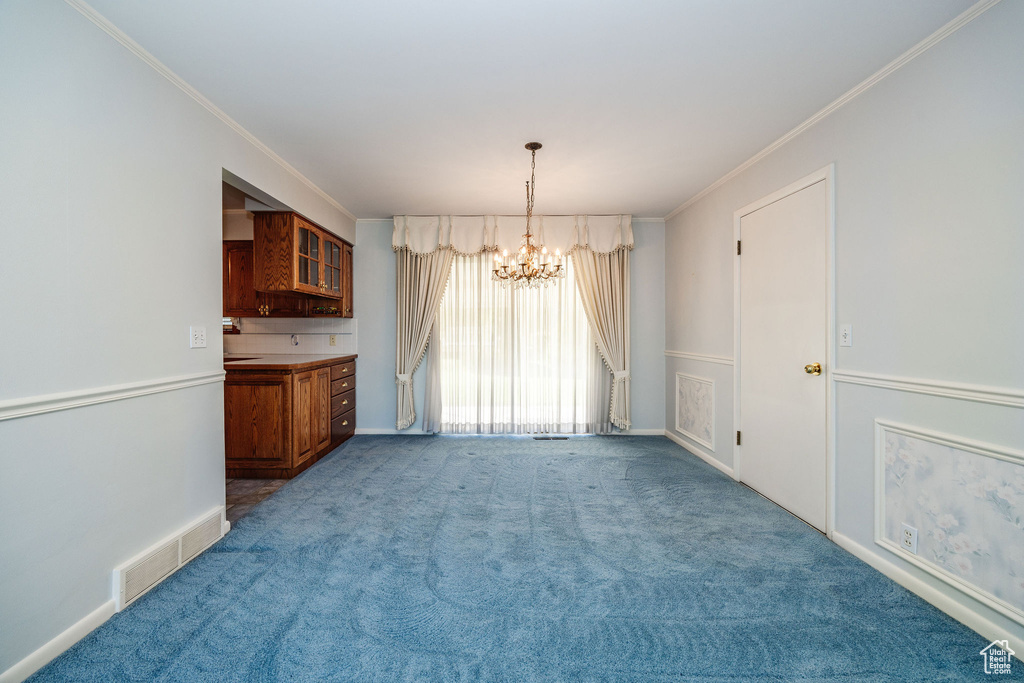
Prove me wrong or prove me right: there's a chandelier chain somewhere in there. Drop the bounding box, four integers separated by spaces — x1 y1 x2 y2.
492 142 564 288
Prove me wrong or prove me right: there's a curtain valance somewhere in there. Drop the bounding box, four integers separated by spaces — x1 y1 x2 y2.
393 215 633 255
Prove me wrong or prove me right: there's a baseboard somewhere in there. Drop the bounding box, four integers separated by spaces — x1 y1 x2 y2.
832 532 1023 658
357 427 666 436
613 428 665 436
664 430 735 478
355 427 431 435
0 600 116 683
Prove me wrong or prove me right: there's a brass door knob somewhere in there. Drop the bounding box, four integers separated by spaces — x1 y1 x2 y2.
804 362 822 375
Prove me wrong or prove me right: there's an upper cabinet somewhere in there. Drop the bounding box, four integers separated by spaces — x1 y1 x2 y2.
223 241 308 317
253 212 353 317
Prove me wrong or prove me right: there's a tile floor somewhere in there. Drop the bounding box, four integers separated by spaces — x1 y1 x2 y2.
225 478 288 523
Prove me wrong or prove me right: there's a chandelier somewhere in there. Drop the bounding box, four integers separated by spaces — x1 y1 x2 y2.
492 142 564 288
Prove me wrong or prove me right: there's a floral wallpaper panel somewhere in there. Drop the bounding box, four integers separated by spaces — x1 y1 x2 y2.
675 373 714 451
882 424 1024 617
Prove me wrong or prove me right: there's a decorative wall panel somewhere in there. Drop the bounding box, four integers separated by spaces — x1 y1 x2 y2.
675 373 715 451
876 420 1024 624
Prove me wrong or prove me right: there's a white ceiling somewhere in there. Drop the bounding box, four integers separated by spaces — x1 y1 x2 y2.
87 0 975 219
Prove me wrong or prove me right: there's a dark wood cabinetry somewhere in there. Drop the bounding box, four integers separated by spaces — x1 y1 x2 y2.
253 212 353 316
225 355 357 479
223 241 308 317
330 359 356 440
341 242 354 317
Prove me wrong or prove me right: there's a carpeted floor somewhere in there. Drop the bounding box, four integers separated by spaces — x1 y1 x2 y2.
33 436 997 681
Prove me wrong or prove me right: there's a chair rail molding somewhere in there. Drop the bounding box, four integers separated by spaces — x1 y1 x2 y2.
0 370 226 422
833 369 1024 409
664 350 734 366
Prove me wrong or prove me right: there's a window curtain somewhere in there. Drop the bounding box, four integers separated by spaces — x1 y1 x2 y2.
394 247 455 429
393 214 631 432
572 246 631 429
425 251 610 434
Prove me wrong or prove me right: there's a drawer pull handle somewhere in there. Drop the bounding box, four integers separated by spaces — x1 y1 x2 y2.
342 382 348 387
342 420 348 426
342 399 348 405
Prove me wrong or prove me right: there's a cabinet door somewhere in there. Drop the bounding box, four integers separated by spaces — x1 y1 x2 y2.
223 242 261 317
294 218 325 296
342 242 354 317
323 238 343 298
262 291 307 317
224 377 289 465
314 368 332 453
293 371 315 464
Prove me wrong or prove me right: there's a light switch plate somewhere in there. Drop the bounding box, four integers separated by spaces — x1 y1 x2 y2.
839 324 852 347
189 326 207 349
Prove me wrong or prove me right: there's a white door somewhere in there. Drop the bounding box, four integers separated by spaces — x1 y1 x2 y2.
738 178 828 531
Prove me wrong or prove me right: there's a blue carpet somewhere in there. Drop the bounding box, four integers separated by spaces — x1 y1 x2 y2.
33 436 1002 681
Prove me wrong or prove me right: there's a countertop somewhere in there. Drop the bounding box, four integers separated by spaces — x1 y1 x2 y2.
223 353 357 371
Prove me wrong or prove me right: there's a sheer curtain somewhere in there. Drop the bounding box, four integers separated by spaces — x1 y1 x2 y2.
429 251 611 434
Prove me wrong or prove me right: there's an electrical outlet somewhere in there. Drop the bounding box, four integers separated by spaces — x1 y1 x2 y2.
329 334 337 347
290 334 299 347
189 326 207 349
901 523 918 554
839 324 852 347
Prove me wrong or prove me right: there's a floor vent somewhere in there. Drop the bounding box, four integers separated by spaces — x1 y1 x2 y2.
113 507 225 611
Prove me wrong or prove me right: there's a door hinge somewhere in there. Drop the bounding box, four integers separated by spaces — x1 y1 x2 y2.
736 240 741 255
736 430 741 446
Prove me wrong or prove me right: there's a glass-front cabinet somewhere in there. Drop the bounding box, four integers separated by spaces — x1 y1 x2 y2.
323 238 342 297
297 223 320 290
253 212 350 305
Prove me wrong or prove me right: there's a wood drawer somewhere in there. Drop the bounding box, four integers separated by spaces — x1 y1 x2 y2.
330 375 355 396
331 407 356 441
331 388 355 419
330 361 355 380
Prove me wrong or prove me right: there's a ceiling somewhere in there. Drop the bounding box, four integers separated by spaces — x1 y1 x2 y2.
87 0 975 219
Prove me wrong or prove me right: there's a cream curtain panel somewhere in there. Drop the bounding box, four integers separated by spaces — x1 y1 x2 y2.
394 247 455 429
426 251 611 434
572 247 631 430
394 214 632 432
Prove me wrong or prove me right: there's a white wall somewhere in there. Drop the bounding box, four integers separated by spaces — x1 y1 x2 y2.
0 0 353 676
665 0 1023 645
355 218 666 433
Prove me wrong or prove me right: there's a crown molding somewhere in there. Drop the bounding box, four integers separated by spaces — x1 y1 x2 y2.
664 0 1003 221
63 0 357 223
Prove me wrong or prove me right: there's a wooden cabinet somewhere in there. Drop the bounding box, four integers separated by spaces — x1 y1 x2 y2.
224 374 290 468
223 241 307 318
341 242 353 317
330 359 356 440
225 356 357 478
253 212 352 306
